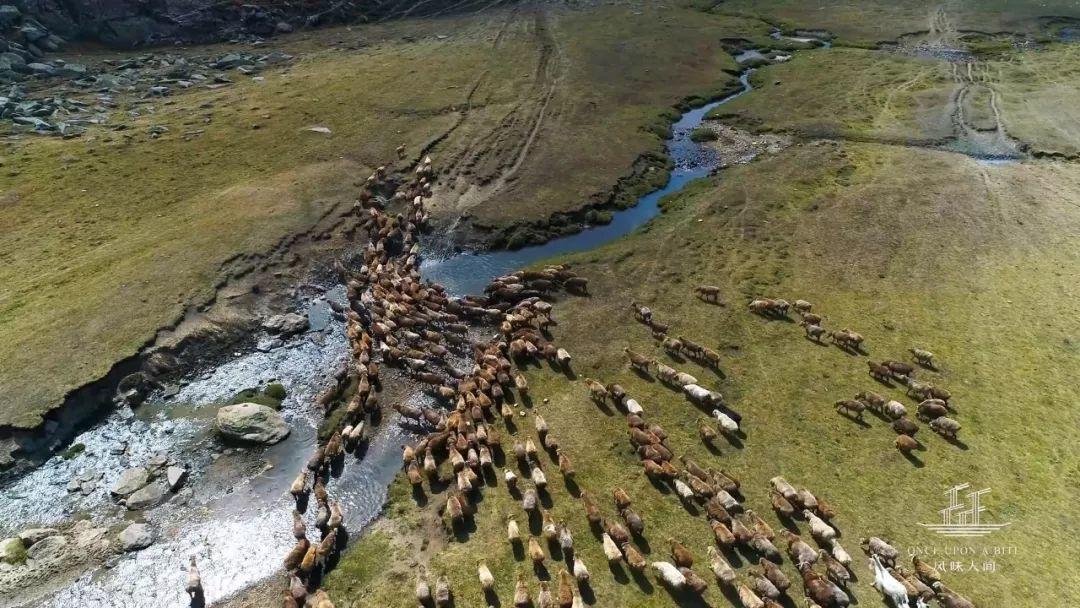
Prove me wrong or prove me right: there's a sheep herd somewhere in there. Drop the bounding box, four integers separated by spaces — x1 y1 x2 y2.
185 148 980 608
747 296 967 459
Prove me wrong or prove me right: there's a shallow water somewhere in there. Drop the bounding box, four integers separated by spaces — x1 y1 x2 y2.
420 71 754 295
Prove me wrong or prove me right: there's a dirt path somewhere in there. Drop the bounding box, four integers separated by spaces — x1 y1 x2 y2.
429 5 565 225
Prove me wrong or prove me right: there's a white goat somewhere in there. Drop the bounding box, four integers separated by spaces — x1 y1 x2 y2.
870 554 909 607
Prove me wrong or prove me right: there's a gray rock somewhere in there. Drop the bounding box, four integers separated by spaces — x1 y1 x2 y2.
26 535 66 561
262 313 308 336
147 452 169 469
110 467 150 497
166 465 187 491
118 523 154 551
216 402 290 445
0 538 25 565
25 62 53 75
0 6 21 29
20 24 48 43
125 482 168 510
17 528 60 547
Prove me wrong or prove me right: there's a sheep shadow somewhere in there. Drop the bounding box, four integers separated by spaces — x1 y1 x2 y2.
451 516 478 542
189 590 206 608
678 500 701 517
412 484 428 506
630 568 654 592
483 589 501 607
703 441 722 456
837 411 872 428
722 545 744 568
803 335 830 347
608 562 631 585
564 477 582 498
592 399 615 416
534 562 551 580
720 585 743 607
512 541 525 561
579 581 597 604
631 368 656 382
723 432 745 450
661 584 712 608
902 451 925 468
647 476 672 495
870 375 894 389
632 533 652 554
940 434 969 450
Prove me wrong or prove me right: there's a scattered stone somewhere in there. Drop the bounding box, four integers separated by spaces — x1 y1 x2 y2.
0 538 26 565
17 529 60 547
147 452 169 470
118 523 155 551
110 467 150 497
125 482 169 511
166 466 188 491
304 125 332 135
262 312 308 336
216 403 290 444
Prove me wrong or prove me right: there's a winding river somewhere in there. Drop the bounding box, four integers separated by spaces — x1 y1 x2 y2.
0 65 761 607
420 70 753 295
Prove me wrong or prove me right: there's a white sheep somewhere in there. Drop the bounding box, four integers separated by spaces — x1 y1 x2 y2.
711 409 739 433
804 509 837 541
651 562 686 589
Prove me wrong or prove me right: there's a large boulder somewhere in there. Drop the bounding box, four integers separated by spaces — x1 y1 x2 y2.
216 403 290 445
166 465 187 491
110 467 149 497
125 482 168 510
0 537 25 565
118 523 155 551
262 313 308 336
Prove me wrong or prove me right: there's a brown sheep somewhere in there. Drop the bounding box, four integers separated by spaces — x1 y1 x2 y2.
626 347 648 371
882 359 915 378
695 285 723 302
892 417 919 436
834 399 865 421
670 540 694 568
867 361 892 382
895 434 919 454
854 390 886 413
917 399 948 421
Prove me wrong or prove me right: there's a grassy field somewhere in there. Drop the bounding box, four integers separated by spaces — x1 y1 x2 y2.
711 47 956 144
326 142 1080 607
0 3 772 431
993 43 1080 156
718 0 1080 46
454 6 765 228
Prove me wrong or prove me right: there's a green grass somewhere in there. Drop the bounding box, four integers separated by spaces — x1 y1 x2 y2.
711 47 956 143
689 126 719 142
60 443 86 460
993 42 1080 156
328 141 1080 607
718 0 1080 46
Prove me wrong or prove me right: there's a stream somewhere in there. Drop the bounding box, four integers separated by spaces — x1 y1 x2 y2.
0 62 765 607
420 70 754 296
